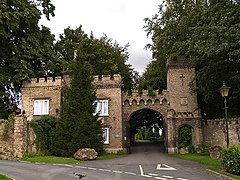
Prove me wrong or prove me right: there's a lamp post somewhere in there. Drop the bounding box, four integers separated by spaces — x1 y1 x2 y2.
219 81 231 148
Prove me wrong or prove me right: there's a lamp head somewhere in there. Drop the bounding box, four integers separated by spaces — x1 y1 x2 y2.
219 81 230 97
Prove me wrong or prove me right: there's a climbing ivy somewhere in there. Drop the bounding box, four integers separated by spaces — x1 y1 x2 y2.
2 113 15 139
30 115 58 152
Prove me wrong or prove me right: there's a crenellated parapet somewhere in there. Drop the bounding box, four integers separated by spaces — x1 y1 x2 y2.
167 108 201 118
122 90 169 107
93 74 122 89
203 119 240 126
22 76 62 88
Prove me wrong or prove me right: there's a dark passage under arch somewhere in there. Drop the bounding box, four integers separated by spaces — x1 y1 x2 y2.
127 108 166 152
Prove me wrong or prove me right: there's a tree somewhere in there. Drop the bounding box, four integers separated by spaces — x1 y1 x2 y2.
51 59 103 157
144 0 240 118
55 26 133 92
0 0 60 118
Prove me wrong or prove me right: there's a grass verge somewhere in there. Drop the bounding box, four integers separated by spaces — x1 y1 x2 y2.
0 174 12 180
21 151 125 164
21 156 80 164
169 153 240 180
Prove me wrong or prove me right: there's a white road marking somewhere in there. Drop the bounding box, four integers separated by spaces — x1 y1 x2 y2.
156 164 176 171
124 172 137 176
62 164 73 168
139 165 152 178
113 170 122 173
99 168 111 172
177 178 189 180
76 166 87 169
155 177 167 180
148 173 159 176
35 162 46 165
162 175 173 178
87 167 97 170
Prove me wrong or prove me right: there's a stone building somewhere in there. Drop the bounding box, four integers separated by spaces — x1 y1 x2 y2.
4 57 236 158
19 58 202 153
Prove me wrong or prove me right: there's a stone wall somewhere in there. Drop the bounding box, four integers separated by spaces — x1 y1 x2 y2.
0 120 14 160
203 119 240 147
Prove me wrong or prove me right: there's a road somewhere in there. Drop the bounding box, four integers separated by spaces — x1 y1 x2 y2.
0 141 219 180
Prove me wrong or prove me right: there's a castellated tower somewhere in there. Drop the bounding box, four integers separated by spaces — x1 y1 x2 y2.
167 57 198 114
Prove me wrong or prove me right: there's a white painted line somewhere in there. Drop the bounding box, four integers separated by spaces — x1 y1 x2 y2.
139 165 152 178
177 178 189 180
156 164 176 171
124 172 137 176
148 173 159 176
87 167 97 170
76 166 87 169
99 168 111 172
155 177 167 180
162 175 173 178
62 164 73 168
35 162 46 165
113 170 122 173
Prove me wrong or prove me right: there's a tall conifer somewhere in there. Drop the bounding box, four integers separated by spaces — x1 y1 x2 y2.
52 58 103 156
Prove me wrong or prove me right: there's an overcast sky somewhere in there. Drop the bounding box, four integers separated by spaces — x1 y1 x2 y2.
40 0 161 73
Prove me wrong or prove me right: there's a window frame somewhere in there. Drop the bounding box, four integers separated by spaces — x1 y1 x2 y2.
102 127 109 144
94 100 109 116
33 99 50 115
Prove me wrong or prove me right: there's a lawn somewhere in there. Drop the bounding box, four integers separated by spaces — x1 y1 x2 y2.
21 151 125 164
169 153 240 180
0 174 12 180
21 156 80 164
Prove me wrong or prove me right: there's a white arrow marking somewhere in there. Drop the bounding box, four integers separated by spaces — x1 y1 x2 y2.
139 165 152 177
156 164 176 171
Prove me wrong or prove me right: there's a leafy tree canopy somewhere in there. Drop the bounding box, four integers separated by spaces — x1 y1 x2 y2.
144 0 240 118
0 0 60 118
55 26 133 92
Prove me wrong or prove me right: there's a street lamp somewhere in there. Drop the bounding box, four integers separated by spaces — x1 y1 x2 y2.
219 81 231 148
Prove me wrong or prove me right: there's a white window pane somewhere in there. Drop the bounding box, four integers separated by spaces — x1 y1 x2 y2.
102 128 109 144
33 99 49 115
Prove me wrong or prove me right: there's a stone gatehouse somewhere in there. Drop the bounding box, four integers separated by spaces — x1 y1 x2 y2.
1 58 239 159
19 58 202 154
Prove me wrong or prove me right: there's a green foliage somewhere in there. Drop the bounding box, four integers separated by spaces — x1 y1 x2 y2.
0 0 60 118
30 115 57 151
178 126 192 149
221 146 240 175
52 60 103 157
56 26 132 92
2 113 15 139
144 0 240 118
147 86 156 97
195 144 210 155
0 174 12 180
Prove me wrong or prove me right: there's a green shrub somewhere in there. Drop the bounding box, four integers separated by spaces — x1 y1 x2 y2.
2 113 15 139
221 146 240 175
195 144 210 155
178 126 192 148
30 115 58 152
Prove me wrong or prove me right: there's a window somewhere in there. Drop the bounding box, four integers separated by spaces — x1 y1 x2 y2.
95 100 108 116
102 127 109 144
34 99 49 115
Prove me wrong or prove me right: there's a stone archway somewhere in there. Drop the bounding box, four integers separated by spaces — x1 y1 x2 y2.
126 108 166 151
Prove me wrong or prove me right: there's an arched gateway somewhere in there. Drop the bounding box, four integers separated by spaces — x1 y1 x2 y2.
21 58 202 155
121 58 202 153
